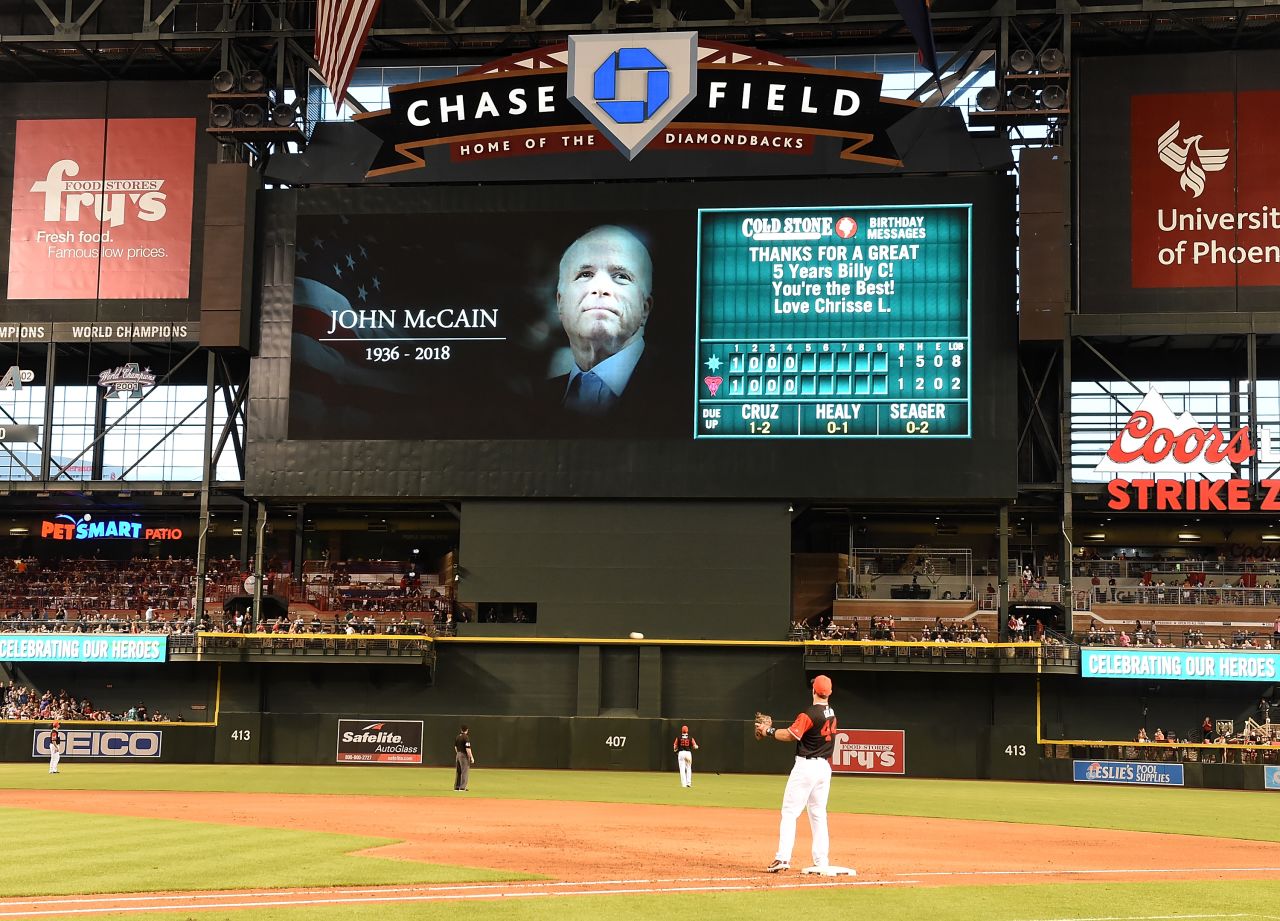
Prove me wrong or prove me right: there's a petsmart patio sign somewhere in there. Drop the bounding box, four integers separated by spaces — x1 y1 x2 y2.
40 514 184 541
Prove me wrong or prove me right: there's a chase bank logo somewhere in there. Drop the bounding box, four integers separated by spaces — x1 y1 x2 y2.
567 32 698 160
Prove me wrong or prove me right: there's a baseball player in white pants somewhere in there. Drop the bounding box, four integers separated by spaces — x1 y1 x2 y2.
48 721 62 774
756 675 839 873
673 725 699 787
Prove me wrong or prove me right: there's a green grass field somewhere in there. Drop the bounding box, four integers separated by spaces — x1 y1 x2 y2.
2 764 1278 921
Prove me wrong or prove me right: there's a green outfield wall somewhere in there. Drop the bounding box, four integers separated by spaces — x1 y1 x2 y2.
1 642 1273 790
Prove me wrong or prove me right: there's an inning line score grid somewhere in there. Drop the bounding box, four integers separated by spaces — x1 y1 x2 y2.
693 204 972 439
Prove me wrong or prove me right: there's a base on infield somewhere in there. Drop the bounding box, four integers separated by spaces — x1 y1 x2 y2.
802 865 856 877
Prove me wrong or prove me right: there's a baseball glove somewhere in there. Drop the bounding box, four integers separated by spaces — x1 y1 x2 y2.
754 712 773 740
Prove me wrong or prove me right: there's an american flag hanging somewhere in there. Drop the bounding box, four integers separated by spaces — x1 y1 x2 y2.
315 0 384 113
892 0 941 89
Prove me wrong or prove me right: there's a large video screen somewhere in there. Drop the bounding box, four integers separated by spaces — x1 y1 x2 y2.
694 205 969 439
256 175 1013 499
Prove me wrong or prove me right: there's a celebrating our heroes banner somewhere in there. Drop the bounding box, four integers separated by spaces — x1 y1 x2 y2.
0 633 166 663
1080 648 1278 681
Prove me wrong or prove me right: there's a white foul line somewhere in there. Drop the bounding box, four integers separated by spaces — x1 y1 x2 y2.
0 877 764 909
0 880 890 915
901 867 1280 878
1009 915 1254 921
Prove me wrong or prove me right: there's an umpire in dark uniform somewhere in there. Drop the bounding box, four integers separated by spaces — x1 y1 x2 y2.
453 724 474 791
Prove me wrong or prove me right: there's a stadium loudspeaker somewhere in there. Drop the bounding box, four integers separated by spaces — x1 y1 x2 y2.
1018 147 1070 341
199 162 260 349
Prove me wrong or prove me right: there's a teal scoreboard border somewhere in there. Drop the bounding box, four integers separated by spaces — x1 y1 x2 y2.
692 203 973 440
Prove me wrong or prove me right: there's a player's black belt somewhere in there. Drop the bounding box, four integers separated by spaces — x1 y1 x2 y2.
798 754 827 759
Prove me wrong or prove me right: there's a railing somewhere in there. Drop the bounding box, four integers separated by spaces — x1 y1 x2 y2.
803 639 1078 668
1071 559 1280 579
168 631 437 657
836 581 975 601
1075 629 1276 649
1043 741 1280 765
1087 585 1280 608
0 618 173 634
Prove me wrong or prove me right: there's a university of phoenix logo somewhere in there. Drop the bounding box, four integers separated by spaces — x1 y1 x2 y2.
1157 120 1229 199
566 32 698 160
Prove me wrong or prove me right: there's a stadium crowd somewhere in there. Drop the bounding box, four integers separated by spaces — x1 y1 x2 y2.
1 682 178 722
0 556 465 633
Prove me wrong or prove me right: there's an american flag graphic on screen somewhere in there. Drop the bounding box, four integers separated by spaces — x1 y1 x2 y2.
315 0 383 111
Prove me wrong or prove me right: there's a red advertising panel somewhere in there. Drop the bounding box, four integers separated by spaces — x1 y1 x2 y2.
1130 91 1280 290
7 117 195 300
830 728 905 775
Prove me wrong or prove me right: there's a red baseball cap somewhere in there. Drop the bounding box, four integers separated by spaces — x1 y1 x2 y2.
52 721 59 729
812 675 833 697
681 725 688 733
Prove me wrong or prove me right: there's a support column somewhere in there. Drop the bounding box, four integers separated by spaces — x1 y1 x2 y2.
998 504 1010 640
39 343 55 482
638 646 662 718
238 499 250 569
91 383 107 481
195 352 217 622
577 645 601 717
293 503 305 582
1248 332 1259 491
1060 336 1074 635
252 501 267 629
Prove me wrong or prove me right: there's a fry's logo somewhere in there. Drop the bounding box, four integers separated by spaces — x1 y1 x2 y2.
31 159 167 228
1095 387 1280 510
830 729 905 774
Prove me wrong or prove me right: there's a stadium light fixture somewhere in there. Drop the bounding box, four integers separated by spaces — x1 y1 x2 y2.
211 69 235 93
210 104 235 129
239 70 266 93
1040 85 1067 110
271 103 298 128
237 104 265 128
975 87 1001 111
1038 48 1065 73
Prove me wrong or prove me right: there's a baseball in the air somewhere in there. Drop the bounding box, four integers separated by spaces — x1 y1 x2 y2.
629 632 644 640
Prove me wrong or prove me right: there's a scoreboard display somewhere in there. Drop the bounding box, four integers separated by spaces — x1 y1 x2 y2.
257 174 1015 500
695 205 970 439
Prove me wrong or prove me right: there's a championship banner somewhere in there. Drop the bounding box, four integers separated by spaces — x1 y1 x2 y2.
7 117 196 300
33 729 163 759
356 35 912 177
336 719 424 764
0 634 166 663
1073 760 1184 786
830 728 905 774
0 321 198 343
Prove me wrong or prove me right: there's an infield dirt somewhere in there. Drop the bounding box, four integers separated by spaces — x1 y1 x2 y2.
5 789 1280 889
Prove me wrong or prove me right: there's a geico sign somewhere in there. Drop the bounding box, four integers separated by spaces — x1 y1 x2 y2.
32 729 162 758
